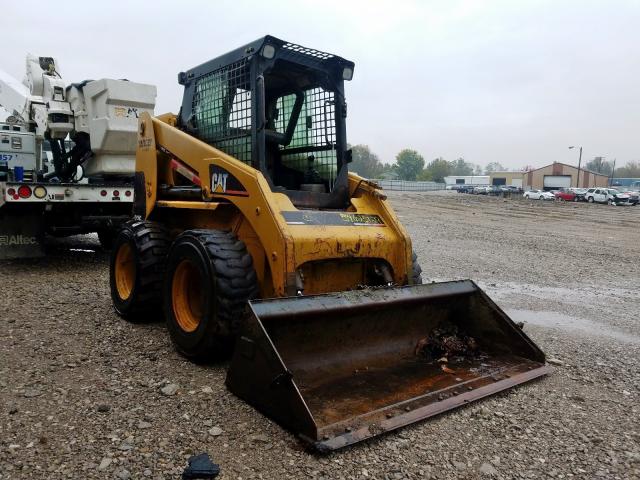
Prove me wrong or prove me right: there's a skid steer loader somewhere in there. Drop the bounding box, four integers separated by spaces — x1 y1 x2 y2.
109 36 550 451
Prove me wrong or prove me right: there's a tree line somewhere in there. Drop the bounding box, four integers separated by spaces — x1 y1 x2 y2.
350 145 640 182
350 145 507 182
584 157 640 178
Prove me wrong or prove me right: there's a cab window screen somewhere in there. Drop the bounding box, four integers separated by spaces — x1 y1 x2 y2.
192 60 252 165
276 87 337 188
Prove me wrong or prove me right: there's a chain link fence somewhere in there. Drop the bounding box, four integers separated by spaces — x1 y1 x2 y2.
371 179 446 192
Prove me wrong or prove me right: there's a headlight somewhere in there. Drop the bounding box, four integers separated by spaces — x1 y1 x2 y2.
262 44 276 59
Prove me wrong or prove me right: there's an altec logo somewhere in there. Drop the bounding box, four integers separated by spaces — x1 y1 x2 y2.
0 235 38 246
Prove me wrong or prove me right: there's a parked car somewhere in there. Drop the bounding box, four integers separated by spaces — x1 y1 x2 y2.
523 189 555 200
473 186 489 194
584 188 604 203
554 188 577 202
585 188 633 205
622 190 639 205
606 188 635 205
456 185 475 194
499 186 523 197
568 188 588 202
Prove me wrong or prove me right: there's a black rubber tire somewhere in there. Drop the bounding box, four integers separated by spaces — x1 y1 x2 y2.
164 230 258 361
411 251 423 285
110 220 170 321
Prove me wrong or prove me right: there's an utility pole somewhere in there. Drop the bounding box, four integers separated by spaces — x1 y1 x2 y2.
569 146 583 187
610 158 616 186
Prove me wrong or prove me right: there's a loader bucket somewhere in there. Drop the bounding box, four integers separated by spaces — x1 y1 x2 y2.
226 280 551 451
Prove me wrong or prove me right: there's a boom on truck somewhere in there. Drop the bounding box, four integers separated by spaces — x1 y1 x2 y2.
0 55 155 258
109 36 551 451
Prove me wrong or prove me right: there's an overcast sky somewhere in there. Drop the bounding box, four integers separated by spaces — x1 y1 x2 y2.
3 0 639 169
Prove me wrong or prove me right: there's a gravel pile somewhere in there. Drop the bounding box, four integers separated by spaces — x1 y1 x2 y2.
1 192 638 479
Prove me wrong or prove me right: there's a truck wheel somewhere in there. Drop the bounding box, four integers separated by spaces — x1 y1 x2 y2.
588 197 594 203
411 251 423 285
164 230 258 361
110 220 170 320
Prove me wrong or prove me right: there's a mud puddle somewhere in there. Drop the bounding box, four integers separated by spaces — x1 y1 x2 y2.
485 282 633 307
507 309 640 344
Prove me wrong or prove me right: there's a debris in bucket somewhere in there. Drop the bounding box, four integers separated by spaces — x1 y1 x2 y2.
441 364 456 374
182 453 220 479
415 323 480 362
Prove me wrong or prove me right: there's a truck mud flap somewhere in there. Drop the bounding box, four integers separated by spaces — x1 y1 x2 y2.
0 210 44 259
226 280 551 451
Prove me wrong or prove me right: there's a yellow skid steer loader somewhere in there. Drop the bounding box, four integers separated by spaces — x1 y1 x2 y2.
109 36 550 451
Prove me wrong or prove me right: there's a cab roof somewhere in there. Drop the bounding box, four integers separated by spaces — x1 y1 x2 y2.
178 35 355 85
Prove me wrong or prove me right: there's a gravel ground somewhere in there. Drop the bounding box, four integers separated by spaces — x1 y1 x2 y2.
1 191 639 479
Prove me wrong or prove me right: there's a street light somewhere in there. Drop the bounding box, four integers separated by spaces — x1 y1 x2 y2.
569 146 583 188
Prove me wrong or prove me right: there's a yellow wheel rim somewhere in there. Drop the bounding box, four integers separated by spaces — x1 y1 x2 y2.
115 243 135 300
172 259 204 333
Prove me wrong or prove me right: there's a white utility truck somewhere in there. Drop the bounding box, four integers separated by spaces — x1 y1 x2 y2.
0 55 155 258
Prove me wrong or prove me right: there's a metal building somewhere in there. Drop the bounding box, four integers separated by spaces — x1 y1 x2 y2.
488 171 524 187
523 162 608 190
443 175 489 186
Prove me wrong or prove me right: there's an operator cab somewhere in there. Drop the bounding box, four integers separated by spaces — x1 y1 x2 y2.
177 36 354 209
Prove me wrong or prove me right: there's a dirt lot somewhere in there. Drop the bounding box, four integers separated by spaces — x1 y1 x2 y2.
1 192 639 480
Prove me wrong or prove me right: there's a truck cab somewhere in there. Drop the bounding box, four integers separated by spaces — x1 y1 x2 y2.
0 122 37 182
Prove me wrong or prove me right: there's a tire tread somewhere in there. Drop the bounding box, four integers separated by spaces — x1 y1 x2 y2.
167 229 258 360
111 220 170 320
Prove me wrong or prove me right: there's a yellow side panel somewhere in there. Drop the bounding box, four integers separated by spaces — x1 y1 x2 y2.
136 113 158 219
